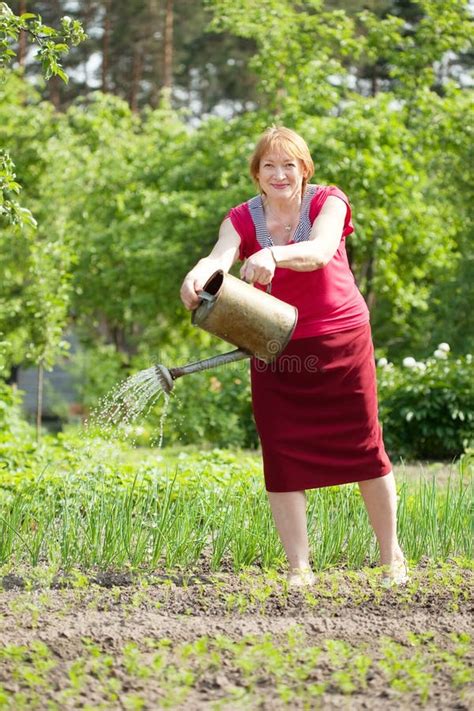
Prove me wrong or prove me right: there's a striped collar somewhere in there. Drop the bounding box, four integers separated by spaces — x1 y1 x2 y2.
247 184 318 249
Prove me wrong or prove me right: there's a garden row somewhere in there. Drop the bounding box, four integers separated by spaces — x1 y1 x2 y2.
0 430 471 573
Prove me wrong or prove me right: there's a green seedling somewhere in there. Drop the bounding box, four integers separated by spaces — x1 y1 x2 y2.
1 462 472 571
378 638 434 705
123 642 152 679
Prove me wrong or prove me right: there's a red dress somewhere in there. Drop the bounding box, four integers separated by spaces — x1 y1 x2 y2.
228 185 392 492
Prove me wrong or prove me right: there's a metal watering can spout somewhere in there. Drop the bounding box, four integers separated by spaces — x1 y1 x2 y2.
155 347 249 394
155 270 298 393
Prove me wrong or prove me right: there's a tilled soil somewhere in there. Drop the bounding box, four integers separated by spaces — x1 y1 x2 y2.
0 564 472 710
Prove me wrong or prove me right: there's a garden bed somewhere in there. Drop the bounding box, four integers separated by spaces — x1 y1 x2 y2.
0 561 472 709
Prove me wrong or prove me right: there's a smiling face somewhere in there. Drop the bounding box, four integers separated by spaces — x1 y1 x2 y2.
257 151 307 200
249 127 314 200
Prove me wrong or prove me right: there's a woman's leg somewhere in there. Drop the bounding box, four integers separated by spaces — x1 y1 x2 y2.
266 490 311 572
358 471 405 565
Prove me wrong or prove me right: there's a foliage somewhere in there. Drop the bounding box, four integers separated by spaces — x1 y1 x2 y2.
0 432 472 571
0 2 86 81
65 342 131 414
0 148 37 228
0 380 28 433
377 351 474 459
0 75 73 372
208 0 361 116
0 381 37 472
0 5 85 375
208 0 472 116
357 0 472 98
0 2 86 225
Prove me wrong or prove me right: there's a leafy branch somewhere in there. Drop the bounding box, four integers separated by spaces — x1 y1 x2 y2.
0 2 86 82
0 148 37 227
0 3 86 227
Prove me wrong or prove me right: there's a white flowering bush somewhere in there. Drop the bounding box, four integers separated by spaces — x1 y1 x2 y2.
377 345 474 459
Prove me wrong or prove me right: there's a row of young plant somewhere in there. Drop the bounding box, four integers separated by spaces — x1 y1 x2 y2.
0 627 471 709
0 450 471 573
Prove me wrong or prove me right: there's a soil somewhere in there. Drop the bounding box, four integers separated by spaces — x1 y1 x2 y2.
0 563 472 710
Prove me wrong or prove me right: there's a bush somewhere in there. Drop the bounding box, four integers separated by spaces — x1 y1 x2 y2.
141 345 257 449
60 333 258 450
0 381 38 472
377 346 473 460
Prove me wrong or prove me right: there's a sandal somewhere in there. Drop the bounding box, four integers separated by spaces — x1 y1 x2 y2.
287 568 316 588
381 558 410 587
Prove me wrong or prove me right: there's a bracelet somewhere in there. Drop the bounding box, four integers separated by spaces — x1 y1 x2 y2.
269 246 278 266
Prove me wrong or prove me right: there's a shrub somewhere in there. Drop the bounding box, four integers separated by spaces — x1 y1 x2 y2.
377 347 473 460
59 329 258 449
147 356 257 449
0 381 38 472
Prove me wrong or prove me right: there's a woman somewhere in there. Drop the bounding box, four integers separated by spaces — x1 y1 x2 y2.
180 126 408 587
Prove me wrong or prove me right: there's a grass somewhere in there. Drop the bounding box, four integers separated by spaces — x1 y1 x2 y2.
1 439 472 709
0 443 472 574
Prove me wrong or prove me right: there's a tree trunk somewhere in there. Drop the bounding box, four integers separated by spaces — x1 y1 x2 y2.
162 0 174 91
362 234 378 312
345 239 355 272
48 0 62 108
148 0 162 107
81 0 96 88
102 0 111 92
129 47 143 112
6 365 19 386
49 74 61 109
36 359 44 442
371 67 378 97
18 0 27 68
365 254 376 312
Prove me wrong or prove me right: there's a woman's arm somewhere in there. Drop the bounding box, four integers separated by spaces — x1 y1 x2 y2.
240 196 347 285
180 218 241 310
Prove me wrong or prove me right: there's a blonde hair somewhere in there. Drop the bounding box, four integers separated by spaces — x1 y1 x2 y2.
249 126 314 194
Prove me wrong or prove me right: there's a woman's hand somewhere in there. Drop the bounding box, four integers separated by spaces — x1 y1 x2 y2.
180 218 241 310
180 271 205 310
240 248 276 285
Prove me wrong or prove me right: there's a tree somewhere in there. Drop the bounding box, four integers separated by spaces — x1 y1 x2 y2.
208 0 361 118
1 2 86 224
6 0 261 114
0 3 85 436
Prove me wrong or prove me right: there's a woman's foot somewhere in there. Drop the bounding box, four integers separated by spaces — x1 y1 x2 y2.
380 557 409 587
287 567 315 588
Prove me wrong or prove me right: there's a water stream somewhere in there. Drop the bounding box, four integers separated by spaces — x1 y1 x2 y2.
85 365 171 446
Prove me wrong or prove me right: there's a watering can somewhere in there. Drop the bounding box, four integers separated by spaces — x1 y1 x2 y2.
155 270 297 393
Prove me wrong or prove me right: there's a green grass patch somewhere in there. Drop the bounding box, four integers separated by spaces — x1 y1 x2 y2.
0 440 472 573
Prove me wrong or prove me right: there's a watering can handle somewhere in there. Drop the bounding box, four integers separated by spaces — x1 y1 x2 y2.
194 289 216 317
198 290 215 303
